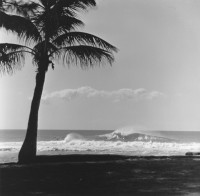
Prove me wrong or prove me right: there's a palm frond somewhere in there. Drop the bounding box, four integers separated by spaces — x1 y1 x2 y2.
56 15 84 30
55 45 115 69
0 11 41 43
55 0 96 11
48 16 84 41
8 1 41 19
0 0 5 10
42 0 96 15
0 43 33 52
53 32 118 52
0 43 31 74
34 9 84 38
39 0 54 7
0 0 11 11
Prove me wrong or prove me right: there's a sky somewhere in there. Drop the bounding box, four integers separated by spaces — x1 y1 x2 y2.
1 0 200 131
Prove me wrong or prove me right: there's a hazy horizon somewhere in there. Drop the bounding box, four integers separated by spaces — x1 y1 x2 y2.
1 128 200 132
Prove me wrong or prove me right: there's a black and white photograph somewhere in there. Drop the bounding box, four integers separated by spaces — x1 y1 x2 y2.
1 0 200 195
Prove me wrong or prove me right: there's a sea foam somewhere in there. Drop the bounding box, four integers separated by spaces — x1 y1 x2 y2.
1 129 200 156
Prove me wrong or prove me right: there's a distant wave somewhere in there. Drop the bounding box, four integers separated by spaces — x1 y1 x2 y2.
64 133 86 142
1 129 200 156
63 128 177 143
96 131 176 143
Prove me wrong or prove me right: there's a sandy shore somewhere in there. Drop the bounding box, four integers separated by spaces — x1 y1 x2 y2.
1 155 200 195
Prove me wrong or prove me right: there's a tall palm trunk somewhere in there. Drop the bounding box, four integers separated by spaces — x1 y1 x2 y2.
18 69 46 163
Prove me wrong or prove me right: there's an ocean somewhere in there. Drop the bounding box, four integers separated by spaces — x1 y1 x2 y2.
1 128 200 163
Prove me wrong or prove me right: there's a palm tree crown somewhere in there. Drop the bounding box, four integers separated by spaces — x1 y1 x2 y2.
0 0 117 73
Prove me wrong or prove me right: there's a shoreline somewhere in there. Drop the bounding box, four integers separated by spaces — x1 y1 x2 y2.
1 154 200 195
1 153 200 165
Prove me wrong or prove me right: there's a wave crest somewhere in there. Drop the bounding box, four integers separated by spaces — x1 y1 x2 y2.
64 133 85 143
98 128 176 142
113 126 144 136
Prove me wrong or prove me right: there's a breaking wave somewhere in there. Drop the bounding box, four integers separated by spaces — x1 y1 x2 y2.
64 133 85 142
95 130 177 143
1 129 200 156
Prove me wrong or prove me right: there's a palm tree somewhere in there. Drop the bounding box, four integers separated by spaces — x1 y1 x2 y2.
0 0 117 163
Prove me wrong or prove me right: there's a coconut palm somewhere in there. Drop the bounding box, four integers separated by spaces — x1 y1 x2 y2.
0 0 117 163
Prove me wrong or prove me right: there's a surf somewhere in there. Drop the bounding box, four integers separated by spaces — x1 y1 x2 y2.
1 128 200 161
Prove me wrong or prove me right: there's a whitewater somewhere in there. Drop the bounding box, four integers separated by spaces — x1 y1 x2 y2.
1 128 200 163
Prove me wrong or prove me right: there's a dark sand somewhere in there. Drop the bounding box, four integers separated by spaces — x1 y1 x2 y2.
1 155 200 196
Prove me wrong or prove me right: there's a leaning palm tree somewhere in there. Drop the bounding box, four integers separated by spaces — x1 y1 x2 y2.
0 0 117 163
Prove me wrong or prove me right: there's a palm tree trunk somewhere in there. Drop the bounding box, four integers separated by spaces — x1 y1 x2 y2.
18 70 46 163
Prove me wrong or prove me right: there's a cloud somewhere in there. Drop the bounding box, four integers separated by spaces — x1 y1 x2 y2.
41 86 164 104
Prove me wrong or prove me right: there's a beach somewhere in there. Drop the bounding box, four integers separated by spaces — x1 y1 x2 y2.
1 155 200 196
1 130 200 195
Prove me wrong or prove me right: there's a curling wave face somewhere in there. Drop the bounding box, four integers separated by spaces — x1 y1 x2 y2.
1 130 200 156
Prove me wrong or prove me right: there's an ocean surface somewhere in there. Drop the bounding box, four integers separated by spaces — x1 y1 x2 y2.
1 128 200 163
